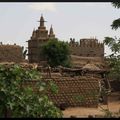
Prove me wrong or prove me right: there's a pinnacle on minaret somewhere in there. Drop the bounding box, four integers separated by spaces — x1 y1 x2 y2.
49 25 55 38
49 25 54 35
40 14 44 22
40 14 45 27
38 14 47 30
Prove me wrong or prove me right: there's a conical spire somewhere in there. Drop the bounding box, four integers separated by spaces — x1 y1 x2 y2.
49 25 55 38
49 25 54 35
40 14 45 27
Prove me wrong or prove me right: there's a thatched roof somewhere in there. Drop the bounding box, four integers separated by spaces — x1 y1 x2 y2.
82 63 101 71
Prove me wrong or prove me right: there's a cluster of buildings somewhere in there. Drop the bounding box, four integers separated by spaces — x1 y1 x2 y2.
0 15 104 65
0 15 110 109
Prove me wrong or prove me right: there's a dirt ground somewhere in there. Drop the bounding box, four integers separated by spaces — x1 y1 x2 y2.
63 92 120 118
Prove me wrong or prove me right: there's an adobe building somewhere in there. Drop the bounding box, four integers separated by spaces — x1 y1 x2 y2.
68 38 104 57
27 15 55 63
27 15 104 65
0 43 23 63
68 38 104 68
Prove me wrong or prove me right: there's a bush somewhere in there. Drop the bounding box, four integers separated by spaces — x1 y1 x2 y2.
0 64 62 118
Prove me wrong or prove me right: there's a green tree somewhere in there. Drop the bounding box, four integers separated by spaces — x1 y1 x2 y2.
41 38 71 67
104 2 120 81
0 64 62 118
111 2 120 30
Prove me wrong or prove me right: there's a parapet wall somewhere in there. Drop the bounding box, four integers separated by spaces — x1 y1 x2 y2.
0 44 23 62
68 38 104 57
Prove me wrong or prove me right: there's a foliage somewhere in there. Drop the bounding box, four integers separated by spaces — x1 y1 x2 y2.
104 2 120 81
112 2 120 9
74 95 86 103
104 54 120 81
48 81 59 94
104 37 120 54
111 2 120 30
0 64 62 118
41 38 71 67
111 18 120 30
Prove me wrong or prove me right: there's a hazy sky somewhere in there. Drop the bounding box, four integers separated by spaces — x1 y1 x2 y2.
0 2 120 55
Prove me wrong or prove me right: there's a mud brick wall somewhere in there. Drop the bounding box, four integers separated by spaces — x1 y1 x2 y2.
68 38 104 58
71 55 105 68
45 77 100 108
0 45 23 62
23 76 100 108
45 76 100 108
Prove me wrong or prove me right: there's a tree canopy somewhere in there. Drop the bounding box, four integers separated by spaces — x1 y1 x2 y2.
41 38 71 67
104 2 120 81
111 2 120 30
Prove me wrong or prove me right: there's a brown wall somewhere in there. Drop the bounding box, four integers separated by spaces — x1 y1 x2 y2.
24 76 100 108
69 38 104 57
0 45 23 62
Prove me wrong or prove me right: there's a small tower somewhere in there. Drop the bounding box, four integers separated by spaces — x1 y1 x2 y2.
27 15 57 63
49 25 55 39
36 14 48 40
27 14 49 63
38 14 46 30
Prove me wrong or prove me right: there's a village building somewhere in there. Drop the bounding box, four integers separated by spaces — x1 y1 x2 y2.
27 15 105 67
0 43 23 63
69 38 104 57
0 15 110 108
27 15 56 63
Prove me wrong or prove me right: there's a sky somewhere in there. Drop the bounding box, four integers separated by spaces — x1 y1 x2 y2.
0 2 120 56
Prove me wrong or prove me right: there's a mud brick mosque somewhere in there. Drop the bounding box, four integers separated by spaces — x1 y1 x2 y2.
27 15 104 64
0 14 104 65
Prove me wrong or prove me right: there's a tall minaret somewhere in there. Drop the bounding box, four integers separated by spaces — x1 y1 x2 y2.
49 25 55 39
38 14 46 30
